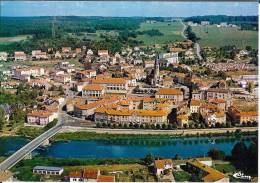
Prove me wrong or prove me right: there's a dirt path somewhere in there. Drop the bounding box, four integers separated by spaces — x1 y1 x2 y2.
180 20 187 39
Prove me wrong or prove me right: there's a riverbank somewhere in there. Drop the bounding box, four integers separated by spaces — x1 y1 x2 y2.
60 126 258 135
52 126 258 141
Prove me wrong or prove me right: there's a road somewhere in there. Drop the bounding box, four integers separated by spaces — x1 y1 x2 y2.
195 42 203 61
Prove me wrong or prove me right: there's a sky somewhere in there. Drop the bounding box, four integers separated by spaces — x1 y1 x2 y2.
1 1 258 17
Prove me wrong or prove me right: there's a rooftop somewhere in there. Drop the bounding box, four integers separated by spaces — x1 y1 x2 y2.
187 159 226 182
157 88 183 95
154 159 173 169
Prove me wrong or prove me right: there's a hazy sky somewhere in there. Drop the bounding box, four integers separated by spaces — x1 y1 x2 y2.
1 1 258 17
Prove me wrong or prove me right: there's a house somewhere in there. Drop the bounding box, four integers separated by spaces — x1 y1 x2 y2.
206 88 232 110
62 47 71 53
82 84 105 98
55 51 62 59
220 22 228 27
209 98 226 111
133 59 143 65
95 107 168 124
201 21 210 25
32 50 48 60
203 111 226 126
74 97 120 118
59 61 75 73
159 52 179 65
92 77 128 95
14 51 26 61
177 114 189 127
155 88 183 104
69 169 113 182
97 175 115 182
144 60 155 68
27 110 57 126
12 67 45 81
154 159 173 176
0 52 8 61
228 106 258 124
169 47 185 53
87 49 94 55
75 48 82 54
54 74 71 84
239 49 249 57
0 170 13 182
33 166 64 175
190 99 201 113
82 169 100 182
69 168 100 182
186 159 229 182
98 50 109 57
192 90 204 100
69 171 83 182
76 70 96 79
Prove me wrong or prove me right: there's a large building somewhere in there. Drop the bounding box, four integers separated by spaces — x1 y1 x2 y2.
82 84 105 98
94 107 168 124
155 88 183 104
186 159 229 182
92 77 128 95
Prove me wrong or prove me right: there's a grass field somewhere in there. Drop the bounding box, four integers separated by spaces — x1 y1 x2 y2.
0 35 31 43
192 25 258 49
135 21 185 45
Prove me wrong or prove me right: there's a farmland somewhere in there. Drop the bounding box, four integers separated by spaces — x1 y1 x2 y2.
135 21 185 45
192 25 258 49
0 35 31 44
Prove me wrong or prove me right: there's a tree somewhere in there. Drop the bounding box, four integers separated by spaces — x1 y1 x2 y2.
247 81 254 93
246 140 258 174
183 124 188 129
0 108 6 131
207 148 226 160
123 123 128 129
174 154 181 160
162 123 167 130
143 153 155 166
231 141 248 169
10 108 26 125
96 122 101 128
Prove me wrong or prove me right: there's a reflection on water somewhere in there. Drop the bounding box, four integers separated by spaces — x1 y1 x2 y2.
0 135 256 159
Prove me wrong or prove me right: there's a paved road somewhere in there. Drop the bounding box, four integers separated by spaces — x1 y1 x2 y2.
195 43 203 60
0 124 63 171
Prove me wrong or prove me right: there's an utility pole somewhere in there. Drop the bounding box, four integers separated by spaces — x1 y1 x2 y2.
52 16 56 38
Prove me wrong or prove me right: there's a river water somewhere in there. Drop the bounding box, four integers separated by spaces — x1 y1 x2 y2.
0 135 256 159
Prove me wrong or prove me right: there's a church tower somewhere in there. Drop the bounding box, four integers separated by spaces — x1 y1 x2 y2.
152 54 160 87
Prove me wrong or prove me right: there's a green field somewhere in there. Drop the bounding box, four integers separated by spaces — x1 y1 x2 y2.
0 35 31 43
135 21 185 45
192 25 258 49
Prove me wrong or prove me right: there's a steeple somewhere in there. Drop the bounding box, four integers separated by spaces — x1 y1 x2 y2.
152 53 160 87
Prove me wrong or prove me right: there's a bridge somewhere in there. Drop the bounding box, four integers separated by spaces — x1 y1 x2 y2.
0 124 63 171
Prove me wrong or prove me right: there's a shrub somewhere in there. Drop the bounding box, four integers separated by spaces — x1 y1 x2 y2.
162 124 167 130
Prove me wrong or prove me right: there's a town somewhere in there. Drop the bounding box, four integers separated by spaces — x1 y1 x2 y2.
0 1 258 182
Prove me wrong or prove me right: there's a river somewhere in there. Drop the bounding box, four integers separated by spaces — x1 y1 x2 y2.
0 135 256 159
